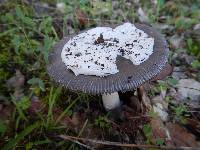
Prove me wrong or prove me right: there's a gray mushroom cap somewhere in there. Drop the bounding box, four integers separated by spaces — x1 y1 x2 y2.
47 23 168 94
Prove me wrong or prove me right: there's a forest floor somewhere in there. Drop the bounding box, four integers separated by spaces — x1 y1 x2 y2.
0 0 200 149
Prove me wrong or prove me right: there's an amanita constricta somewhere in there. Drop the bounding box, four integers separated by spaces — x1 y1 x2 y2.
47 23 168 113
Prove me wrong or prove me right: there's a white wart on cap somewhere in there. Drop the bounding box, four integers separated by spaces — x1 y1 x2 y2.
61 22 154 76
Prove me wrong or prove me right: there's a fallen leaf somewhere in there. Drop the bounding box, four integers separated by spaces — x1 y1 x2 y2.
150 118 173 145
166 123 200 147
185 118 200 135
6 70 25 100
75 9 89 26
169 34 184 49
28 98 45 115
6 70 25 90
71 111 87 130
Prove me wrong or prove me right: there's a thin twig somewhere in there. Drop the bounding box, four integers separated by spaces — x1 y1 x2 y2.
68 119 89 150
128 115 150 119
59 135 200 150
64 135 94 150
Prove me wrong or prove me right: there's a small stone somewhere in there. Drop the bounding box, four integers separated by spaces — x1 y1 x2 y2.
66 25 75 35
137 7 149 23
56 2 66 13
178 52 195 65
172 67 187 80
176 79 200 102
153 103 169 121
112 1 119 10
193 23 200 30
173 50 196 66
151 95 168 110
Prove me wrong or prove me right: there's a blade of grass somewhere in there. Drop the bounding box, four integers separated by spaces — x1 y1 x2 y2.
11 96 28 121
55 97 79 124
47 87 61 126
33 139 51 146
0 28 17 37
2 122 40 150
77 119 88 137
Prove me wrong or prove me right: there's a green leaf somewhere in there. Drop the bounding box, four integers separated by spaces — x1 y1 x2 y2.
43 35 53 64
157 0 165 8
11 35 21 54
11 96 28 121
158 80 168 91
191 60 200 69
18 96 31 110
16 6 25 21
174 104 187 117
143 124 152 138
2 122 40 150
167 77 178 86
27 78 38 84
28 78 45 91
148 109 158 118
38 80 45 92
39 17 53 34
23 16 36 27
15 6 35 26
5 13 14 23
156 138 165 146
80 0 89 5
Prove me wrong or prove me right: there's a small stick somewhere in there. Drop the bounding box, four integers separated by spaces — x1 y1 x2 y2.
137 85 145 113
64 135 95 150
59 135 200 150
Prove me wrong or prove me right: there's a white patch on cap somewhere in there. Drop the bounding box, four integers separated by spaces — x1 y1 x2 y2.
61 22 154 76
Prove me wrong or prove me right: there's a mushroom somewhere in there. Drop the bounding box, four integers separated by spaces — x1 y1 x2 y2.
47 23 168 115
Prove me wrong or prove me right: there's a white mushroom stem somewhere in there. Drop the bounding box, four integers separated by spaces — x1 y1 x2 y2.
102 92 120 111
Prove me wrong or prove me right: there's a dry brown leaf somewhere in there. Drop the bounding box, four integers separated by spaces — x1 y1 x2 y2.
6 70 25 90
185 118 200 135
75 9 89 26
71 111 88 131
28 99 45 115
166 123 200 147
150 118 173 145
